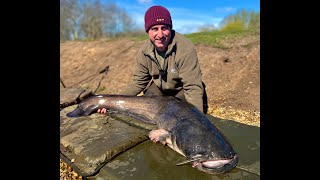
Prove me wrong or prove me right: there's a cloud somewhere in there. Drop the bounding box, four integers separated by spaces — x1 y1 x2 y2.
137 0 152 5
168 7 213 22
173 17 223 34
163 7 223 34
125 6 225 34
215 7 236 13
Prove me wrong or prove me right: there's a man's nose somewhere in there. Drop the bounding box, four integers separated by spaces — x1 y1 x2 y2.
157 30 164 38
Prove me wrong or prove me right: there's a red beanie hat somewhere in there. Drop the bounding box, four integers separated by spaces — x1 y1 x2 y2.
144 5 172 32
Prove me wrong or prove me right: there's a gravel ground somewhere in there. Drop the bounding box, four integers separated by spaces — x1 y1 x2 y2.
60 159 83 180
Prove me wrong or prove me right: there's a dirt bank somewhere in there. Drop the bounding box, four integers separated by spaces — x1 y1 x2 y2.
60 34 260 112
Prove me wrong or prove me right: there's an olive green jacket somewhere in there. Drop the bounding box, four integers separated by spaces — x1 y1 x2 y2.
120 30 204 112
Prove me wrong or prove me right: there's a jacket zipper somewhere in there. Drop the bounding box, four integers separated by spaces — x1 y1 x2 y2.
144 54 165 89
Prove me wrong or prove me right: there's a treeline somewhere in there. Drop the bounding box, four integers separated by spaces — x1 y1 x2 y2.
197 9 260 32
219 9 260 32
60 0 260 41
60 0 143 41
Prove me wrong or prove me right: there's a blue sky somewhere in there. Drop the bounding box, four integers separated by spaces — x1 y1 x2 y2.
111 0 260 34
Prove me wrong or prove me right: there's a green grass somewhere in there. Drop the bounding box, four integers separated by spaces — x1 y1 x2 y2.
61 30 259 48
128 29 259 48
185 30 259 48
129 34 149 41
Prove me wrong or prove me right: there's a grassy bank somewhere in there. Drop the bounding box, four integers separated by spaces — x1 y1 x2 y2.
185 30 259 48
128 29 259 48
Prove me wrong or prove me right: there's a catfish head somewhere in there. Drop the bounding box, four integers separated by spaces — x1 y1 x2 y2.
173 117 238 174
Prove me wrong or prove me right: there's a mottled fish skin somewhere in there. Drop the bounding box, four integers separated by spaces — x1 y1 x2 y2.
66 94 238 174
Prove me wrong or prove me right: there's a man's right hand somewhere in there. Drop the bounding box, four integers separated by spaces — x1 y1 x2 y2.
97 108 107 114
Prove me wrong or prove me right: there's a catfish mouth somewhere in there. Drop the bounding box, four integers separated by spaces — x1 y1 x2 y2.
192 154 238 174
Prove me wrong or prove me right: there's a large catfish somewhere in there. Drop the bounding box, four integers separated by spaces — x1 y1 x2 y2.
66 94 238 174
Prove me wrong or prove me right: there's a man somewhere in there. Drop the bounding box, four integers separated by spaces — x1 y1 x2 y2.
99 5 208 114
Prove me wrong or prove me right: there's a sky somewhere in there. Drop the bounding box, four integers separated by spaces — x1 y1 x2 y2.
111 0 260 34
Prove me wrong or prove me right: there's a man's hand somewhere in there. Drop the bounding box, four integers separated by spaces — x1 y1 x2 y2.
97 108 107 114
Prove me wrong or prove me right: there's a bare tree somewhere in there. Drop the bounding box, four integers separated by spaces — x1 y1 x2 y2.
60 0 71 41
119 8 134 33
60 0 81 40
80 0 105 39
61 0 136 40
102 2 117 37
248 12 260 31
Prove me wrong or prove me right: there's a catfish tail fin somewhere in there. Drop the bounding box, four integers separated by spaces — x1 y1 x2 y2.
66 105 85 117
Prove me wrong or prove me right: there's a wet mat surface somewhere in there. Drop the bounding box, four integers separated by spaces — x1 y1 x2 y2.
60 105 149 176
90 116 260 180
60 88 150 176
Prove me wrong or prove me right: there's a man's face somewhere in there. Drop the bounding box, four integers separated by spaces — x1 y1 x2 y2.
148 24 171 52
